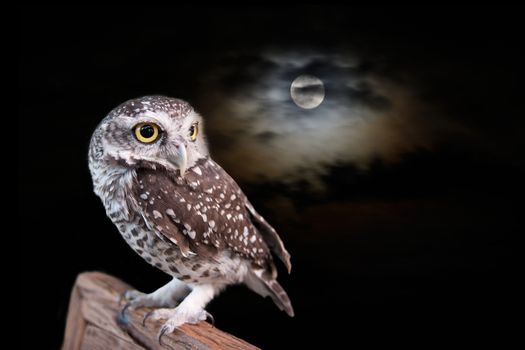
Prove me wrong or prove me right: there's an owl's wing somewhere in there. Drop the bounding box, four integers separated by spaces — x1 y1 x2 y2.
244 200 292 273
131 164 274 266
209 161 292 273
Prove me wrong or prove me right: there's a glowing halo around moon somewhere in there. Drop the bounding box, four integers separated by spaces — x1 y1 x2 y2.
290 75 325 109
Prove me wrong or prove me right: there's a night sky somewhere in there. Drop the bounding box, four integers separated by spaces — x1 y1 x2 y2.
19 5 522 348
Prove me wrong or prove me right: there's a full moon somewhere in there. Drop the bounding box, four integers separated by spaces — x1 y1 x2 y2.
290 75 325 109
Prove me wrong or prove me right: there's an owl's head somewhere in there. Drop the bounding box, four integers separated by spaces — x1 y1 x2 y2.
89 96 209 175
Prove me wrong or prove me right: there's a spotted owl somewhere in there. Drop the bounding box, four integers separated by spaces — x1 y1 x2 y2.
88 95 293 341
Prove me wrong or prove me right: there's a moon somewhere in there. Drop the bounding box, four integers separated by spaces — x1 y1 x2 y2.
290 75 325 109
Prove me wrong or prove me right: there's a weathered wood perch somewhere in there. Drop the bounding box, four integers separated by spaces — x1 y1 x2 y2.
62 272 259 350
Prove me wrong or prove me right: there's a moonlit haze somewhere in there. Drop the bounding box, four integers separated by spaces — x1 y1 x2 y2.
198 50 461 189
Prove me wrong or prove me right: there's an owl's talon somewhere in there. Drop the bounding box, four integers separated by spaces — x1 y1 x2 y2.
142 310 154 327
117 303 132 325
122 302 132 315
158 324 172 345
206 311 215 326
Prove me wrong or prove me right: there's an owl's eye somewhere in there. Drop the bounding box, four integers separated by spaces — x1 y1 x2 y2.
189 122 199 141
134 123 160 143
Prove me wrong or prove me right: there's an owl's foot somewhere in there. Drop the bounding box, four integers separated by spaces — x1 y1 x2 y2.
142 284 217 344
117 278 190 325
143 307 213 345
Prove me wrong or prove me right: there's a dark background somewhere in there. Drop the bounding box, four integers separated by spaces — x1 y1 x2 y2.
19 5 521 348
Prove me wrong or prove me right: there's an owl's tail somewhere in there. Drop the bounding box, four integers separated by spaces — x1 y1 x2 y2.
244 269 295 317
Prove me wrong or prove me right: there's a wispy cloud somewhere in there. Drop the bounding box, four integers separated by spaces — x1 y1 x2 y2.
197 49 462 189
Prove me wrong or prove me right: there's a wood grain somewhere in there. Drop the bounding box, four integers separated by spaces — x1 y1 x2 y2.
62 272 259 350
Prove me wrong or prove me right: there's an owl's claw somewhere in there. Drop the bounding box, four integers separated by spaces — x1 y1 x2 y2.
117 302 132 326
158 324 172 345
142 310 154 327
205 311 215 326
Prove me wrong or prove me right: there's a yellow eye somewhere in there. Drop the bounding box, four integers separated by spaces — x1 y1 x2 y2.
189 122 199 141
134 123 160 143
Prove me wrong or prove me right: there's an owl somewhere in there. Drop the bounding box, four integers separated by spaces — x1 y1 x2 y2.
88 96 293 342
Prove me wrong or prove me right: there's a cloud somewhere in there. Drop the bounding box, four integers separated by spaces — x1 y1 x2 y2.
196 49 461 189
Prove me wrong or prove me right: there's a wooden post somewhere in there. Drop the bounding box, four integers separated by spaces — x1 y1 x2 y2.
62 272 259 350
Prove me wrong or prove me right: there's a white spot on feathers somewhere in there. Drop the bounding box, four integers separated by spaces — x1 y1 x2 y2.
187 204 192 210
140 193 148 200
209 220 215 228
250 235 256 243
192 166 202 176
230 194 236 200
153 210 162 219
243 227 249 237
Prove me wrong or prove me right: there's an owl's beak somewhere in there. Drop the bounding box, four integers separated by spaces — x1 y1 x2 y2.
168 143 187 176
